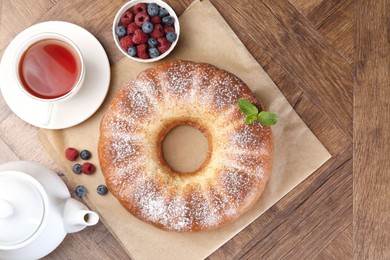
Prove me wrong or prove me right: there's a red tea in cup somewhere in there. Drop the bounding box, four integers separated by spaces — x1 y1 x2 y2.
18 39 82 99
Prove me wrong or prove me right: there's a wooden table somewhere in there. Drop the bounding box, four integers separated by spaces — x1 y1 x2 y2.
0 0 388 259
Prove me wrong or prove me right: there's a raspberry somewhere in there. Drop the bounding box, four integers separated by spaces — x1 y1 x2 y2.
157 37 172 53
150 24 164 39
164 25 175 33
120 35 134 51
65 147 79 161
127 22 138 36
82 162 96 175
134 3 147 14
121 11 134 27
151 15 161 24
137 44 149 59
132 29 148 44
134 13 150 27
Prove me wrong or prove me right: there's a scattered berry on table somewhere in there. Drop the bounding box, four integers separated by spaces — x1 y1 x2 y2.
120 35 134 51
166 31 177 42
115 25 127 37
147 3 159 16
132 29 148 44
159 7 169 17
120 11 134 27
65 147 79 161
134 3 147 14
127 22 139 36
150 24 164 39
137 44 149 59
72 163 82 174
75 185 86 197
147 37 158 48
134 12 150 27
162 16 174 26
97 185 108 196
80 150 91 160
149 47 160 58
142 21 154 34
151 15 161 24
82 162 96 175
128 46 137 57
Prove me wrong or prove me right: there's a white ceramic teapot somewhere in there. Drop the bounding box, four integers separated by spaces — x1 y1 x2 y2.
0 161 99 259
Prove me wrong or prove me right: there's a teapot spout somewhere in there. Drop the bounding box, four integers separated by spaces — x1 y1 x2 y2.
63 198 99 233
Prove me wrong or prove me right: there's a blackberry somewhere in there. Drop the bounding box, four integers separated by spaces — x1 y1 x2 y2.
128 46 137 57
142 21 154 34
147 3 159 16
147 37 158 48
80 150 91 160
115 25 127 37
75 185 86 197
166 31 177 43
162 16 174 26
97 185 108 196
159 7 169 17
149 47 160 58
72 163 82 174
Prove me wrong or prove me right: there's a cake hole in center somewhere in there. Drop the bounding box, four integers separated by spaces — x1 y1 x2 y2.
162 125 209 173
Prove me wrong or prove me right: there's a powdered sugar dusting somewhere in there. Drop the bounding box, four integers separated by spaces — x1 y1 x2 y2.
220 168 256 203
108 136 142 168
99 61 273 231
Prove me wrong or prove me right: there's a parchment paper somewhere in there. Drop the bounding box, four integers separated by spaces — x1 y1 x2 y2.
39 1 331 259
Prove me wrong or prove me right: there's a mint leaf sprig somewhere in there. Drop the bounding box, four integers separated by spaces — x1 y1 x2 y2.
238 98 277 126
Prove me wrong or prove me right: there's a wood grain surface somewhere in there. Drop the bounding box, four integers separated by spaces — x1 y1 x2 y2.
0 0 388 259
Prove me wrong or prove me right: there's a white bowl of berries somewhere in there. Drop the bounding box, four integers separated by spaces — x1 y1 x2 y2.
113 0 180 62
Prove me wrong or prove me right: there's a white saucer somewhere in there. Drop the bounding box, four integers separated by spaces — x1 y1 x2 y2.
0 21 110 129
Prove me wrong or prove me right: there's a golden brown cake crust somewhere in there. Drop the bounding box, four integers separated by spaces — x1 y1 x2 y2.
98 60 273 232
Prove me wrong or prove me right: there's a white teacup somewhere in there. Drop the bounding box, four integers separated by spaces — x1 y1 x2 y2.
13 32 85 125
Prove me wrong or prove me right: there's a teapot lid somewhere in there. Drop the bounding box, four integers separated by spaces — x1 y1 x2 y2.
0 171 49 250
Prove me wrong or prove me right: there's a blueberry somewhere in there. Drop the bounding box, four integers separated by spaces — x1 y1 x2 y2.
115 25 127 37
142 21 154 34
97 184 108 196
80 150 91 160
149 47 160 58
166 31 177 42
147 3 159 16
159 7 169 17
127 46 137 57
72 163 82 174
162 16 174 26
75 185 86 197
147 37 158 48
